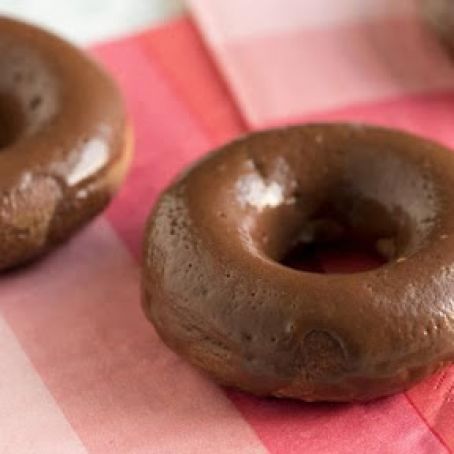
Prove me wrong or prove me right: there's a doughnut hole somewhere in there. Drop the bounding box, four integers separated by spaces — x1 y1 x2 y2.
0 47 58 145
0 92 24 148
247 147 439 274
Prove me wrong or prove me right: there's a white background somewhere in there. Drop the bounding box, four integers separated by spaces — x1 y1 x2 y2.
0 0 184 44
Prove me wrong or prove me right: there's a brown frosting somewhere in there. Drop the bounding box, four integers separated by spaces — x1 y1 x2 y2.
143 124 454 401
0 16 131 270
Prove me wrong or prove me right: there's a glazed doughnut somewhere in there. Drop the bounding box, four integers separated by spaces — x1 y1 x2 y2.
0 16 131 270
143 124 454 401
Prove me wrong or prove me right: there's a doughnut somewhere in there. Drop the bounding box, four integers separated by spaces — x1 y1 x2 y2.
419 0 454 51
143 124 454 401
0 16 131 270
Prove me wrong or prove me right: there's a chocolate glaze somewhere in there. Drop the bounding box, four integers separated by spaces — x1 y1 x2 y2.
0 16 131 270
143 124 454 401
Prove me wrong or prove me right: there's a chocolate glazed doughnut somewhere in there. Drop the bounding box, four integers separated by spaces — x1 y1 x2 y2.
0 17 131 270
143 124 454 401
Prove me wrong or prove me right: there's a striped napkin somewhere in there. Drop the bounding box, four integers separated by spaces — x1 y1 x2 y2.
187 0 454 136
0 2 453 453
